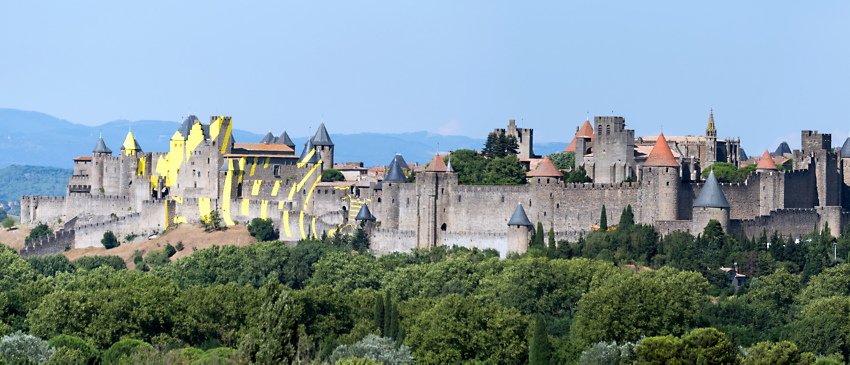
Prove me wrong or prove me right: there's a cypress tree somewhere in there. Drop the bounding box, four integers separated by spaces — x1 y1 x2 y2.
536 222 544 248
389 303 399 341
383 291 392 336
600 205 608 231
619 204 634 229
373 293 384 332
529 314 551 365
396 324 406 349
547 227 555 249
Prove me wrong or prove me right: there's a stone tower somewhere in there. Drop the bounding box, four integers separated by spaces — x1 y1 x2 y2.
755 151 781 216
494 119 538 159
573 119 594 170
642 133 680 222
590 116 636 183
312 123 334 171
704 110 717 168
692 170 730 234
507 203 533 254
91 136 112 195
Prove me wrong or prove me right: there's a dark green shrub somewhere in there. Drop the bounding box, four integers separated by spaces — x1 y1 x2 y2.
47 335 99 364
247 218 278 242
27 224 52 241
27 255 74 277
102 339 152 364
164 243 176 257
101 231 119 249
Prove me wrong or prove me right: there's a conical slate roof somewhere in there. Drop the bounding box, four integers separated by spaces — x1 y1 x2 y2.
507 203 533 226
383 158 408 183
393 154 410 171
297 139 320 165
738 147 748 160
355 204 376 221
277 130 296 149
840 138 850 158
773 141 792 157
644 133 680 167
693 171 730 208
530 156 563 177
756 151 778 170
446 157 455 173
425 154 446 172
374 180 383 190
93 137 112 154
260 132 275 144
312 122 334 146
177 115 199 140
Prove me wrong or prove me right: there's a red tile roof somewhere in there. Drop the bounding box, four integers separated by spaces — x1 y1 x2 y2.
425 154 447 172
73 156 93 161
233 143 294 153
576 120 595 142
529 156 564 177
643 133 680 167
756 151 778 170
563 137 576 152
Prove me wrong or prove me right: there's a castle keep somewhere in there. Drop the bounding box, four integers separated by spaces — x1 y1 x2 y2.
20 112 850 258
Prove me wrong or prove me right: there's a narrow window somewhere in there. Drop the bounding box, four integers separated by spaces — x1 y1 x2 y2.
458 196 461 203
606 125 610 135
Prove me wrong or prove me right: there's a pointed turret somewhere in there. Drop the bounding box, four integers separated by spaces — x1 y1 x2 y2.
507 203 533 226
276 130 296 149
393 154 410 171
530 156 563 178
93 136 112 155
425 154 447 172
644 133 680 167
706 109 717 138
576 119 595 142
260 132 275 144
694 171 730 208
312 122 334 146
297 138 320 165
383 158 408 183
756 151 778 171
355 204 376 221
446 157 455 173
121 130 142 155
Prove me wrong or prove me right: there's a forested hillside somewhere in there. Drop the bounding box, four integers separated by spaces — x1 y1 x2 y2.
0 165 72 216
1 212 848 363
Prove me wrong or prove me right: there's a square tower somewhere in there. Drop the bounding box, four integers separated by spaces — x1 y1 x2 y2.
591 116 636 183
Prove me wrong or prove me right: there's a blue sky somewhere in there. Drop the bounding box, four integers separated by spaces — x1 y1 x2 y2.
2 1 849 153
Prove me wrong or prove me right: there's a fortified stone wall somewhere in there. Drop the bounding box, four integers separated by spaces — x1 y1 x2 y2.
19 230 75 258
655 220 694 236
370 228 416 256
784 167 818 208
74 213 152 248
729 208 820 239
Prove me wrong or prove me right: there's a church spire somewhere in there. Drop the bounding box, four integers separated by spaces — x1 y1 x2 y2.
706 109 717 138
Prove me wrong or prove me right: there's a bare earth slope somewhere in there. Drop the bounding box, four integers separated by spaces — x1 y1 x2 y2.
63 224 256 269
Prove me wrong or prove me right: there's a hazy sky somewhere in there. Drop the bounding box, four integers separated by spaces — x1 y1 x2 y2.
2 1 849 153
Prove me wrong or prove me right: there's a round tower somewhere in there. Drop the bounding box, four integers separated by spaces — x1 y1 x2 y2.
642 133 681 222
692 170 730 234
507 203 533 255
91 136 112 195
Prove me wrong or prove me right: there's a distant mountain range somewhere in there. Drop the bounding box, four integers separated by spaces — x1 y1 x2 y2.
0 108 568 168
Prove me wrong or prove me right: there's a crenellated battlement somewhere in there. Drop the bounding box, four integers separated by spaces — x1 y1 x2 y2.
19 230 75 258
562 182 642 190
142 199 167 207
75 212 142 232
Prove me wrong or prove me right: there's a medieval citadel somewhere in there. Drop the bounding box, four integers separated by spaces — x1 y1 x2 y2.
18 112 850 258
